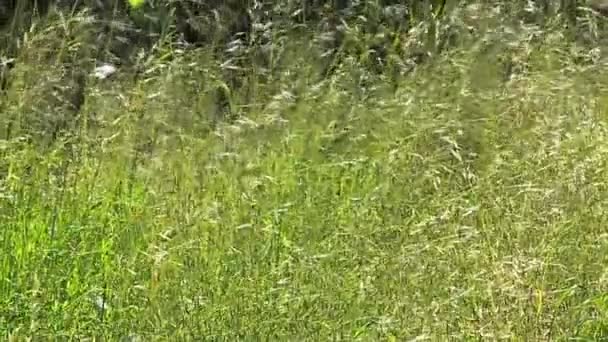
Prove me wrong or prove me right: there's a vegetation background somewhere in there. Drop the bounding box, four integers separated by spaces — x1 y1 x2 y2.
2 0 608 339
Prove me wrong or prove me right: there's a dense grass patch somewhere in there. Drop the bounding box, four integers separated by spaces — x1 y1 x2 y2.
3 7 608 340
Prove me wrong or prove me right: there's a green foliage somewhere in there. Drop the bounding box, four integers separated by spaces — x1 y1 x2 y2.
3 0 608 340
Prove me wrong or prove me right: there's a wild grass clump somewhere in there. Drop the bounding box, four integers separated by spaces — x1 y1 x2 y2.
3 2 608 340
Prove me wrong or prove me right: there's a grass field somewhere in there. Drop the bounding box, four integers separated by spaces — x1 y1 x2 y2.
3 7 608 340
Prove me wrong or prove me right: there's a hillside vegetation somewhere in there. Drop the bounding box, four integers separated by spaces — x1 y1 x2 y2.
2 0 608 339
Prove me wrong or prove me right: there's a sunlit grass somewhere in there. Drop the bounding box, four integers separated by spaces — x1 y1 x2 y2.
3 7 608 340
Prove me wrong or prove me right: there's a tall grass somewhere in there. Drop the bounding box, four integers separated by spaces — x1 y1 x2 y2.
2 1 608 340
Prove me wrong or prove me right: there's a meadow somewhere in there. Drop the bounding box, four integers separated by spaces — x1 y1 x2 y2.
2 2 608 340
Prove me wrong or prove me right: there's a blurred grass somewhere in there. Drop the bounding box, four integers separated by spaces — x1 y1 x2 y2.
3 3 608 340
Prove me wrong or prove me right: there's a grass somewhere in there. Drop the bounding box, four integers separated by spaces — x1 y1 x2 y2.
3 7 608 340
